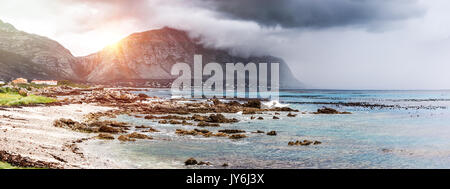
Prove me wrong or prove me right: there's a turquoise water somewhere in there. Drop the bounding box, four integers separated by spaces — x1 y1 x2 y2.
85 89 450 169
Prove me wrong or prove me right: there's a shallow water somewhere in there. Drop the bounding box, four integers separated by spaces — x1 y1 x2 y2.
84 89 450 169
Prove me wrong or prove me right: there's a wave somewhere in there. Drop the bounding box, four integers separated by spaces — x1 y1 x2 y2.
263 100 290 108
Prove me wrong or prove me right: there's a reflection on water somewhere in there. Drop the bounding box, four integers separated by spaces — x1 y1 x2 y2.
84 89 450 169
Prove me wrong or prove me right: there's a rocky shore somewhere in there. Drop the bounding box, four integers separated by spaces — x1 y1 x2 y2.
0 103 120 168
0 85 346 169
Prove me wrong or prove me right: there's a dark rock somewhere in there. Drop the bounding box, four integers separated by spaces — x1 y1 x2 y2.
243 99 262 109
169 120 182 124
0 150 60 169
229 134 247 139
198 161 211 166
118 135 136 142
144 115 156 119
185 158 198 166
97 133 114 140
138 93 149 98
252 130 265 134
267 131 277 136
212 99 221 105
270 107 299 112
89 120 129 128
208 114 238 123
194 129 211 134
288 140 322 146
218 129 245 134
135 125 150 129
127 132 152 139
314 107 351 114
141 127 160 133
98 126 121 133
158 120 168 124
176 129 198 136
243 108 258 114
287 113 297 117
197 121 220 127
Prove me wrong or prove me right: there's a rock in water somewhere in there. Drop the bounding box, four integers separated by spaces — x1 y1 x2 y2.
97 133 114 140
185 158 198 165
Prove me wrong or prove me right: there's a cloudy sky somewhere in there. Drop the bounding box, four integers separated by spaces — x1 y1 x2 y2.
1 0 449 89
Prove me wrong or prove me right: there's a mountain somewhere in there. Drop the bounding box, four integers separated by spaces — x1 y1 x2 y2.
76 27 303 88
0 19 302 88
0 19 78 81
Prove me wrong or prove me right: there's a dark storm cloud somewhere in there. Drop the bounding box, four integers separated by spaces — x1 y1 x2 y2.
196 0 425 28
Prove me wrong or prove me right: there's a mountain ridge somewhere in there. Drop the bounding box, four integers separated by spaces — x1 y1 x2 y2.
0 19 78 80
0 20 303 88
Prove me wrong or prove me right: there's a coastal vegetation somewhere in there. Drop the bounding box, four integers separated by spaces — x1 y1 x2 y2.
0 161 38 169
0 161 20 169
0 88 56 106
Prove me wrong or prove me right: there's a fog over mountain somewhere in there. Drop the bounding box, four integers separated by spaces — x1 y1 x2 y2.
1 0 450 89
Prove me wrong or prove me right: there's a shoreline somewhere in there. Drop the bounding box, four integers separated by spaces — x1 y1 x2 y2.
1 86 449 169
0 86 301 169
0 103 122 169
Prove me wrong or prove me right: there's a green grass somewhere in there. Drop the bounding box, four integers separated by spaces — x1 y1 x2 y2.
0 161 43 169
0 161 25 169
0 92 56 106
0 162 18 169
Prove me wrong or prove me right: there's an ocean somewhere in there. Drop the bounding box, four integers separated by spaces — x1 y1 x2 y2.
83 89 450 168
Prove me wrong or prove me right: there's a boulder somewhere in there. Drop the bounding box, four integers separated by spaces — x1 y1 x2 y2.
229 134 247 139
314 107 351 114
98 126 121 133
185 158 198 165
252 130 265 134
243 99 262 109
97 133 114 140
288 140 322 146
287 113 297 117
218 129 246 134
118 135 136 142
197 121 220 127
127 132 152 139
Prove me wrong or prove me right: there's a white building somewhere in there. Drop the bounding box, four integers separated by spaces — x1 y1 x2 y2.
31 80 58 86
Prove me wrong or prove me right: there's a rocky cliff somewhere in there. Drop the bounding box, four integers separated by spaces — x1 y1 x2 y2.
76 27 302 88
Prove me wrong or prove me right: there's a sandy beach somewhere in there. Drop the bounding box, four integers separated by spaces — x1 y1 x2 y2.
0 103 121 169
